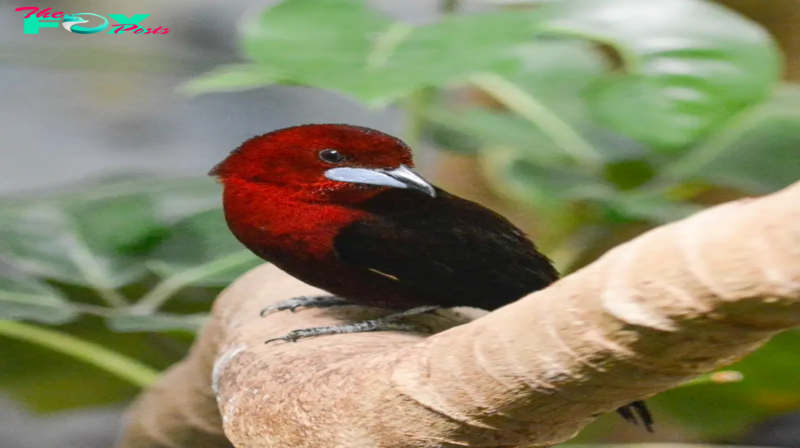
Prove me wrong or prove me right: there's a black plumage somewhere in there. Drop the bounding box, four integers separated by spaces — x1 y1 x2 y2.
334 188 558 311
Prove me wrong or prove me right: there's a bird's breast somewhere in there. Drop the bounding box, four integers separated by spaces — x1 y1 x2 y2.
224 195 367 262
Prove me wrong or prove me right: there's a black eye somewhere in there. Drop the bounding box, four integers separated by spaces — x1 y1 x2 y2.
319 149 346 164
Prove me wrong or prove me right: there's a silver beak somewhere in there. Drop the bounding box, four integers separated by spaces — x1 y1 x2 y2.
324 164 436 197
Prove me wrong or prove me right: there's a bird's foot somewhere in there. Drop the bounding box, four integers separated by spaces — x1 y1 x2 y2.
265 305 439 344
616 400 654 433
259 295 354 317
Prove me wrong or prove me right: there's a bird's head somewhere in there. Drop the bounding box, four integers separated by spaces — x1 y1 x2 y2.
210 124 436 200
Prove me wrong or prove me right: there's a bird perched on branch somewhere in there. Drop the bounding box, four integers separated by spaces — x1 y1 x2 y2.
211 123 653 431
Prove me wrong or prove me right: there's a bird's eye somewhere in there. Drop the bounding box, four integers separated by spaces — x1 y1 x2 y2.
318 149 346 164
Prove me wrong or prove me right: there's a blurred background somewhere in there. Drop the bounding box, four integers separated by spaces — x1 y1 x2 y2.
1 0 799 447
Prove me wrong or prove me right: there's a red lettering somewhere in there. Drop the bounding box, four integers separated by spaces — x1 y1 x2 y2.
17 7 67 19
112 24 138 34
14 7 39 19
35 7 53 18
108 23 171 36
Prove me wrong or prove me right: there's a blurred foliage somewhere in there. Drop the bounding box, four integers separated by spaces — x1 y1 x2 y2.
0 178 259 409
2 0 799 445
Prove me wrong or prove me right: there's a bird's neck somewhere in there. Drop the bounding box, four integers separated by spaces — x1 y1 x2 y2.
220 179 370 261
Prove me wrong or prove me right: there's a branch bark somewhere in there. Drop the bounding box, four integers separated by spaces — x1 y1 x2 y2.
117 181 800 448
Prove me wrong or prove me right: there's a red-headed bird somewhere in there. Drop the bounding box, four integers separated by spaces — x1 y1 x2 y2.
211 123 652 431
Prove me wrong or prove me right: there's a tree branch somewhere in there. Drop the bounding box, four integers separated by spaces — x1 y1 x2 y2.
117 181 800 448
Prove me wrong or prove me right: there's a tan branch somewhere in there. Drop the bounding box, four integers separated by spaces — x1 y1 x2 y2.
117 181 800 448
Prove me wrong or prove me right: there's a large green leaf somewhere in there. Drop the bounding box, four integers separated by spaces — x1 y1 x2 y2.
425 108 553 157
146 209 261 287
427 40 604 161
240 0 392 103
0 201 152 290
0 178 220 290
494 40 606 122
205 0 779 144
660 85 800 194
480 146 614 210
465 41 648 165
0 177 253 412
447 42 648 208
540 0 780 150
0 270 78 324
239 0 536 105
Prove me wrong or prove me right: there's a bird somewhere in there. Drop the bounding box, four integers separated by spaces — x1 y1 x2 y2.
210 123 653 431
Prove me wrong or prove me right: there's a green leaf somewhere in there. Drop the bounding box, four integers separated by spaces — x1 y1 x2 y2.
0 202 152 290
239 0 539 105
70 193 168 257
0 271 78 324
178 64 285 96
480 146 614 210
240 0 393 103
424 119 482 155
0 177 224 294
433 41 646 164
425 108 564 160
106 313 208 333
539 0 780 149
600 193 703 224
147 209 261 287
374 12 538 103
663 85 800 193
495 40 607 120
235 0 778 140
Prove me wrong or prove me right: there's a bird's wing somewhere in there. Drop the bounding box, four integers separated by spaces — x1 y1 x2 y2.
333 190 559 310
